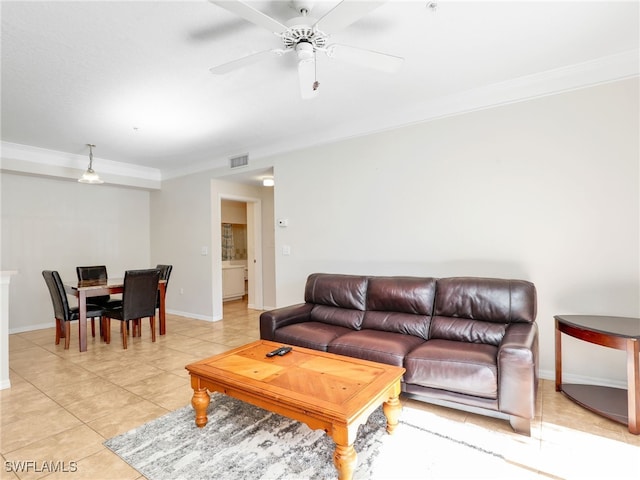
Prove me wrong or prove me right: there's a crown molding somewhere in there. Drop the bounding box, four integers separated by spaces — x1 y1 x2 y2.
0 141 161 189
227 49 640 169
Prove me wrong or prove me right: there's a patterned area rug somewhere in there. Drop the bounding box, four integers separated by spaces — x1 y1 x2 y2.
105 392 532 480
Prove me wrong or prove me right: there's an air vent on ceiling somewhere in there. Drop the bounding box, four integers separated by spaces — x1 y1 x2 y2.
229 154 249 169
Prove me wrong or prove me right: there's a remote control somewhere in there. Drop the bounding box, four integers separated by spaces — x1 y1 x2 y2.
276 346 292 356
266 346 288 357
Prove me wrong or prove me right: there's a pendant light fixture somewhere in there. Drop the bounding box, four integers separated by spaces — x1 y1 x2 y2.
78 144 104 184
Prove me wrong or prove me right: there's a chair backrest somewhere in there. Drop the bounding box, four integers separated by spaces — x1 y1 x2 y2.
155 264 173 307
76 265 110 304
76 265 108 282
42 270 71 321
156 264 173 285
122 269 161 321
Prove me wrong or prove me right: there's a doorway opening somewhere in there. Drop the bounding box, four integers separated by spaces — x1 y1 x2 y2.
221 200 249 302
213 193 264 321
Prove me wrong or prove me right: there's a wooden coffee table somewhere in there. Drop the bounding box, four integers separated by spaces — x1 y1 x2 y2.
185 340 405 480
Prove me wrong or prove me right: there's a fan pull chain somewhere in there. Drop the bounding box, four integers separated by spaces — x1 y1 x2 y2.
313 51 319 91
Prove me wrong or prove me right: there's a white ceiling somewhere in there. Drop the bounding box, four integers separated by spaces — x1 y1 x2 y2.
2 1 638 180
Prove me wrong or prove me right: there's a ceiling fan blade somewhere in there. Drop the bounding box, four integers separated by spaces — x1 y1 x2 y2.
297 59 319 100
314 0 387 33
327 44 404 73
210 50 279 75
209 0 287 33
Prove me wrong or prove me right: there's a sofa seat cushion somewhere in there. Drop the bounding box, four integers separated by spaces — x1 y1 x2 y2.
430 316 507 346
404 339 498 399
328 330 425 367
274 322 353 352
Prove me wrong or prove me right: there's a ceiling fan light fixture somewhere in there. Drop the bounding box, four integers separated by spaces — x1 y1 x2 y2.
78 144 104 184
295 41 315 60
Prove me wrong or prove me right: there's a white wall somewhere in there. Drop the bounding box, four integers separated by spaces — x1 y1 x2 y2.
270 78 639 385
1 172 151 331
149 173 213 320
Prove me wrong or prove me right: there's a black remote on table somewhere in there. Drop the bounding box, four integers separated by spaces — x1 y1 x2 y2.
266 346 291 357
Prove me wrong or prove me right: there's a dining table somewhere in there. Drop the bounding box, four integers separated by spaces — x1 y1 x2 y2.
64 277 167 352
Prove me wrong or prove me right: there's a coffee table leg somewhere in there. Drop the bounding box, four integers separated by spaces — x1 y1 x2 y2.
333 443 357 480
191 387 210 428
382 382 402 434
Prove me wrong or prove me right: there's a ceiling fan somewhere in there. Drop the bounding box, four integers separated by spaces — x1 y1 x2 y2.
208 0 404 99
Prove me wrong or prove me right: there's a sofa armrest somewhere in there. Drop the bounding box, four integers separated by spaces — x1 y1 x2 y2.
497 322 539 418
259 303 314 341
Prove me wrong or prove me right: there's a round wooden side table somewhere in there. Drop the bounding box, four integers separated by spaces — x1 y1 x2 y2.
554 314 639 434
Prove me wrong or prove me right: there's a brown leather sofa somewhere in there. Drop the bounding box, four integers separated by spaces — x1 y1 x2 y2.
260 273 538 435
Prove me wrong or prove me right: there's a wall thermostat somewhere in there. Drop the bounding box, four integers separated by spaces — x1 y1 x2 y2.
277 218 289 227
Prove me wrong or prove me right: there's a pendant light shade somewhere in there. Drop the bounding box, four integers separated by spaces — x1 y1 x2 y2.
78 144 104 184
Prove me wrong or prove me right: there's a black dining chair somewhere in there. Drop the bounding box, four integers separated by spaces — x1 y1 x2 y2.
155 264 172 307
102 269 160 349
155 264 172 328
76 265 118 305
76 265 122 337
42 270 105 350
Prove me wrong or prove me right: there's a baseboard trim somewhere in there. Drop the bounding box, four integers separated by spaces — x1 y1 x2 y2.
538 368 626 389
9 322 54 334
166 309 219 322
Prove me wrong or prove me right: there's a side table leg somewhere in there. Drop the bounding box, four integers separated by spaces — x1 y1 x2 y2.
333 443 357 480
191 388 210 428
382 381 402 434
627 339 639 434
555 319 562 392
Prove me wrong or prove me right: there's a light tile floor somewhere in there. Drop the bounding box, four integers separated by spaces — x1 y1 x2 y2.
1 300 638 479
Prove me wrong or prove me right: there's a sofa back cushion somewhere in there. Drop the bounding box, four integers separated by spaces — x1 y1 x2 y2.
305 273 368 329
362 276 436 340
431 277 537 346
